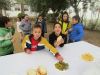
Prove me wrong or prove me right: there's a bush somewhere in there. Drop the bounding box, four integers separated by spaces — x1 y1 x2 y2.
17 13 26 19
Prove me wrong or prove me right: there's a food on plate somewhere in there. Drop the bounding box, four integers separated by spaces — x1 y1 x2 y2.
81 53 94 62
27 69 37 75
57 36 62 42
27 66 47 75
55 61 69 71
37 66 47 75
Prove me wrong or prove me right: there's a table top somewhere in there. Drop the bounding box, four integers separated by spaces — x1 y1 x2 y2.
0 41 100 75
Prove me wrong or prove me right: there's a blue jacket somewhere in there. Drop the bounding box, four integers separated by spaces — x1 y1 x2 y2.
69 23 84 42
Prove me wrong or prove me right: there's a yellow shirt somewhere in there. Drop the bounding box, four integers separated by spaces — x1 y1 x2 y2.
22 35 59 56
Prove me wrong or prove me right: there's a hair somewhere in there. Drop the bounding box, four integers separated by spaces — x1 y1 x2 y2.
72 15 80 22
32 24 42 30
17 16 24 21
62 11 69 23
53 22 62 29
37 14 43 20
0 16 10 27
38 14 42 17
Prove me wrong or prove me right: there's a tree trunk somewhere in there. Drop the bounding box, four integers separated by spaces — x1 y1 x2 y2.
95 12 100 28
21 3 24 13
4 10 6 16
0 9 3 16
74 6 79 16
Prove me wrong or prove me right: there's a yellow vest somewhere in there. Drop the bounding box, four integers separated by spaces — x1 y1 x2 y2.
59 21 71 34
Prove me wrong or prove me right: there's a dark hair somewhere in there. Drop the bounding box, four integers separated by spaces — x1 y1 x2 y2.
37 14 43 20
38 14 42 17
33 24 42 30
72 15 80 22
53 22 62 29
17 16 24 21
62 11 69 23
0 16 10 27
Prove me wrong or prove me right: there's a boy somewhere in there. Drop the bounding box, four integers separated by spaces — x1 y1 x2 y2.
35 15 47 37
0 16 15 56
22 25 63 62
69 15 84 43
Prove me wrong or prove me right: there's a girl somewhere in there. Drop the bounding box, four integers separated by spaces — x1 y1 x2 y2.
49 22 65 48
59 11 71 44
0 16 15 56
16 16 24 41
22 25 63 61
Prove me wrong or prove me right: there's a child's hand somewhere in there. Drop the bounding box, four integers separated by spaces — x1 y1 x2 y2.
68 28 73 32
25 49 32 54
56 39 64 46
64 31 68 35
11 36 16 43
56 54 64 62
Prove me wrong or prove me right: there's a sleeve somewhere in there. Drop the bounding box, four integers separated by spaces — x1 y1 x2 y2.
49 34 55 47
74 26 84 41
0 40 12 47
19 22 25 31
41 37 60 56
22 35 31 51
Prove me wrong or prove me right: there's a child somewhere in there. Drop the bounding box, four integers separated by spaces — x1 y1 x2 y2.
69 15 84 43
19 14 32 36
49 22 65 48
16 16 24 41
0 16 15 56
35 15 47 37
22 25 63 61
59 11 71 44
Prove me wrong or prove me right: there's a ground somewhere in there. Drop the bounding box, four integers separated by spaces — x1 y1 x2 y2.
13 23 100 53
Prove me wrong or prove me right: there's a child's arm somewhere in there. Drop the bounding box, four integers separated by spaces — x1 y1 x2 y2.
0 39 12 48
74 26 84 41
49 34 55 47
41 37 63 61
22 35 31 53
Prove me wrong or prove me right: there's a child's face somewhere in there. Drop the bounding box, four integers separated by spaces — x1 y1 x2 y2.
72 18 78 24
24 15 29 21
54 24 61 35
33 28 42 40
5 21 12 28
63 14 68 21
38 16 43 21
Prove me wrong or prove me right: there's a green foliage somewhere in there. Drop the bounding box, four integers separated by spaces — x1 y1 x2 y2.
0 0 10 10
17 13 25 19
28 0 68 16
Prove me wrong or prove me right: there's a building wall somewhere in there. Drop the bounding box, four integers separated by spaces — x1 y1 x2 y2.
2 2 37 17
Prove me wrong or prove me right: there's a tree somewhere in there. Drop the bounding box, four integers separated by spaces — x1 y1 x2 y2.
0 0 10 15
15 0 29 13
28 0 69 17
89 0 100 30
68 0 91 17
